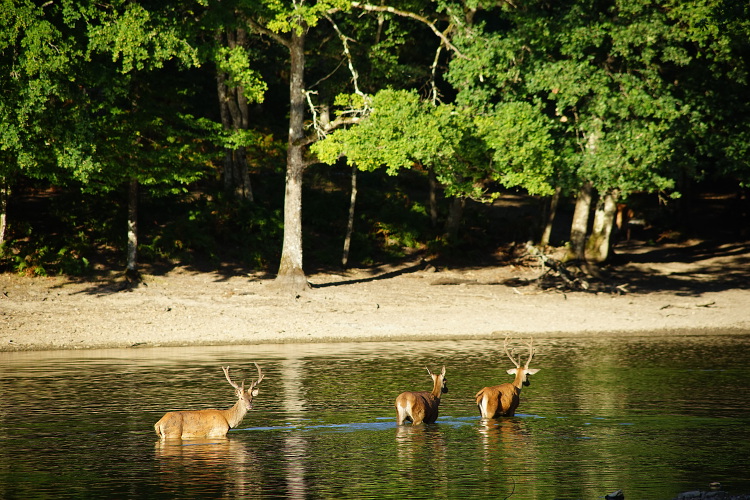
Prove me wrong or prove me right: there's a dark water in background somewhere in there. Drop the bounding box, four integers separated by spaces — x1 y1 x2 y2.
1 336 749 499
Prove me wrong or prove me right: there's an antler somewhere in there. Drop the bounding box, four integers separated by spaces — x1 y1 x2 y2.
249 362 264 390
503 336 521 368
523 338 535 369
503 336 535 368
223 363 264 391
222 366 243 391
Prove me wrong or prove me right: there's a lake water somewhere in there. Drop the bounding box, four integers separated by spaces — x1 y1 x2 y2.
1 336 749 499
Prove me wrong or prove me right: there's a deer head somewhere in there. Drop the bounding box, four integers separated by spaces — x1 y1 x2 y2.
504 336 540 388
222 362 264 411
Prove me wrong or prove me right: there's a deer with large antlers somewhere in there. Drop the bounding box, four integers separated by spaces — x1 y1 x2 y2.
395 366 448 425
154 363 264 439
475 337 539 418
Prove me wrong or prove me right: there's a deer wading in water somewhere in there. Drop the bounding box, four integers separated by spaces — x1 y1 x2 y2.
475 337 539 418
395 366 448 425
154 363 264 439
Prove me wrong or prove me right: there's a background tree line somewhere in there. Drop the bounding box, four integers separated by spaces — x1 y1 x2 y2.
1 0 748 291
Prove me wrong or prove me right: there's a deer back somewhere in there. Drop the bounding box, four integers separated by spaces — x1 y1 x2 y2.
395 366 447 425
154 408 234 439
475 383 521 418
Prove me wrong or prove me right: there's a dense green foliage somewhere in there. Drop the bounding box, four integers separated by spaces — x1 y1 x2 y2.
1 0 748 277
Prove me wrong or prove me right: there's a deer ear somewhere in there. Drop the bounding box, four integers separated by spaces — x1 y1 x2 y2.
506 368 517 375
251 388 260 397
527 368 540 375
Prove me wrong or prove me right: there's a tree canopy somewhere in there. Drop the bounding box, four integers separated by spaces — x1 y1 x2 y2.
1 0 748 283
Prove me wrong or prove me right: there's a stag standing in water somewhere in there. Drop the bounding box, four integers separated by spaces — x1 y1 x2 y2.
395 366 448 425
476 338 539 418
155 363 264 439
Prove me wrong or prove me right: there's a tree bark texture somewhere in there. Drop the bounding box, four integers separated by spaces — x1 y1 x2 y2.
565 180 593 261
0 180 8 247
126 178 139 281
585 190 618 263
444 196 466 241
342 164 357 268
216 28 253 202
540 186 562 247
428 168 438 228
275 28 309 292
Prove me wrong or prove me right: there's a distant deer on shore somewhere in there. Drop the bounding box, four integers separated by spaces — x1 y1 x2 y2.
395 366 448 425
154 363 264 439
476 337 539 418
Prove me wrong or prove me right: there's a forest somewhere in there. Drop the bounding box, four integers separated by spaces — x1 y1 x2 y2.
1 0 748 292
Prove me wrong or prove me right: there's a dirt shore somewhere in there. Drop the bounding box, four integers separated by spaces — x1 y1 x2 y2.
1 239 749 352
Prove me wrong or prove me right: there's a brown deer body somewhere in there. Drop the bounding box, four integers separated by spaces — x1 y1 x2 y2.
476 338 539 418
395 366 448 425
154 364 264 439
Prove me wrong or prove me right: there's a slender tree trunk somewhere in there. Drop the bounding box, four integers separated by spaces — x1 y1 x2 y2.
342 164 357 268
444 196 466 241
239 147 253 202
275 28 309 292
216 53 235 193
564 180 593 262
540 186 562 247
586 190 618 263
125 178 139 282
428 168 438 228
0 180 8 247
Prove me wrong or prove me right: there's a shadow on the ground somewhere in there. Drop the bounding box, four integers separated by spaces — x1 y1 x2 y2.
64 238 749 298
606 240 750 296
311 261 426 288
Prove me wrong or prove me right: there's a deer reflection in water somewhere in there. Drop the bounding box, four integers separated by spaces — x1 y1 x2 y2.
477 417 535 492
395 424 448 492
155 438 262 495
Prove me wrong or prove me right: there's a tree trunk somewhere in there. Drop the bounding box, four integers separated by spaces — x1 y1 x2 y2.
125 178 140 282
0 180 8 247
216 54 234 193
275 28 309 292
216 28 253 202
342 164 357 268
564 181 593 262
585 190 618 263
428 167 438 228
444 196 466 241
0 181 10 247
539 186 562 247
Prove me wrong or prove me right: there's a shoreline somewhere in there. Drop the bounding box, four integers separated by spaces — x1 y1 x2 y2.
4 327 750 355
3 242 750 353
4 309 749 353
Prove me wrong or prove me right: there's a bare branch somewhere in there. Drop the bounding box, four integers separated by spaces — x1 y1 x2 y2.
243 16 291 49
326 15 365 97
429 43 443 105
350 2 466 59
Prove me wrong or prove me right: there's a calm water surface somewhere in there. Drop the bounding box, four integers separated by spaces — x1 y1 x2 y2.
1 336 749 499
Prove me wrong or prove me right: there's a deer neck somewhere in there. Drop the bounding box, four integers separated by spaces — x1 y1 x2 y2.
431 377 444 400
512 368 526 391
222 398 249 429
